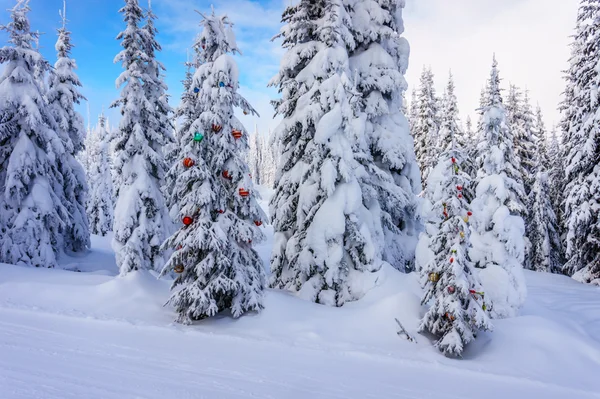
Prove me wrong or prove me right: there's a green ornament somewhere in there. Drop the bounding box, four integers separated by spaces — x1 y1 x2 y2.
193 132 204 142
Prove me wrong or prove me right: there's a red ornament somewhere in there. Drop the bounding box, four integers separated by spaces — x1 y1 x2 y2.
212 124 223 133
450 257 454 263
451 157 456 164
183 157 195 168
217 209 224 214
469 289 477 294
239 188 250 197
448 286 455 294
443 211 449 218
243 110 249 115
467 211 473 216
254 220 263 227
176 245 182 250
182 216 193 226
458 194 463 199
232 129 243 139
457 185 463 191
222 170 232 180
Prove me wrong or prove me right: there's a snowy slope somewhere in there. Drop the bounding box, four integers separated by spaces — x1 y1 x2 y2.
1 188 599 399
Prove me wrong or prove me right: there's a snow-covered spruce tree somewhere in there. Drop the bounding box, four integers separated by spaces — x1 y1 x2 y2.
469 58 527 318
248 129 263 185
86 114 114 236
418 141 492 357
562 0 600 284
270 0 388 304
546 126 564 231
261 131 277 189
160 11 266 322
0 0 68 267
408 88 418 134
47 2 90 253
527 106 561 273
346 0 422 271
111 0 170 274
414 66 440 184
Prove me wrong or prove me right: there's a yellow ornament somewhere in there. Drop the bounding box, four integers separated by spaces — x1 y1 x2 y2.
460 231 465 239
463 216 470 223
428 272 440 283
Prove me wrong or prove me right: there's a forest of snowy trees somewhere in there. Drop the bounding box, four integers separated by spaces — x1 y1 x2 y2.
0 0 599 357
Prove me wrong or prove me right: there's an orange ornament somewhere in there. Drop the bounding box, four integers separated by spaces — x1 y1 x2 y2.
239 188 250 197
232 129 243 139
212 124 223 133
222 170 232 180
174 265 184 273
183 158 195 168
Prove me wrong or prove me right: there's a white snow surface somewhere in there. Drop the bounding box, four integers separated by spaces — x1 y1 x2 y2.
0 188 599 399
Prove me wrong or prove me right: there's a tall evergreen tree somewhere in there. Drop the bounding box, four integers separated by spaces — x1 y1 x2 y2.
47 1 90 253
261 131 277 189
0 0 68 267
346 0 421 272
469 58 527 318
418 139 492 357
248 129 263 186
111 0 170 274
409 87 418 133
562 0 600 284
546 126 564 233
527 107 561 272
270 0 388 305
160 11 266 322
414 66 440 184
85 114 114 236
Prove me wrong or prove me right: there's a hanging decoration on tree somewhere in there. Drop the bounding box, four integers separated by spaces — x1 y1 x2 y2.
182 216 193 226
212 124 222 133
174 265 185 273
222 170 232 180
239 188 250 197
193 87 200 93
183 158 195 168
254 220 262 227
232 129 243 139
193 132 204 142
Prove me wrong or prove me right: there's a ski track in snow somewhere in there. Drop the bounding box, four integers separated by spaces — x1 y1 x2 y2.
1 206 600 398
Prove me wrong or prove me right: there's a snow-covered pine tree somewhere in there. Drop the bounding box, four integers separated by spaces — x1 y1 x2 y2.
546 126 564 233
506 86 535 203
47 1 90 253
248 128 263 186
562 0 600 284
86 114 114 236
270 0 388 304
346 0 421 272
469 57 527 318
261 131 277 189
160 10 266 322
111 0 170 274
527 106 561 272
409 88 418 134
0 0 69 267
414 66 440 184
418 140 492 357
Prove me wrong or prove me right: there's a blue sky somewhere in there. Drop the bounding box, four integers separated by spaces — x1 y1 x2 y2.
0 0 580 134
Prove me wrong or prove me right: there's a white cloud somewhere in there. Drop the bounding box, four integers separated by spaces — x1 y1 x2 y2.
404 0 579 128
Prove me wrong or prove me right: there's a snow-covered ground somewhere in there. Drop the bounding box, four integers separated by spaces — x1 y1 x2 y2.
1 189 599 399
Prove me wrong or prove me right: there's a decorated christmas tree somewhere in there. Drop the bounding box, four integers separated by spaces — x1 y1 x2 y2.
418 137 492 357
160 10 266 323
